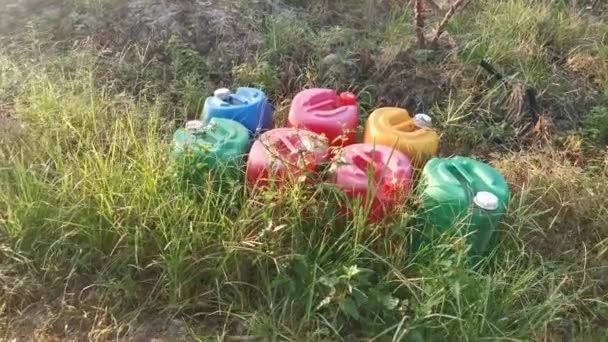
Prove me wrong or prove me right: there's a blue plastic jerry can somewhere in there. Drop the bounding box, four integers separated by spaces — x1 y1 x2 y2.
202 87 273 134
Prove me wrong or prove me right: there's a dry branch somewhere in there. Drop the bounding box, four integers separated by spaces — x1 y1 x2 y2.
430 0 467 47
414 0 426 47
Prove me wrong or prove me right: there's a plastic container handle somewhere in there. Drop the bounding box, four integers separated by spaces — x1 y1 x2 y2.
274 135 300 155
451 162 475 186
392 120 416 132
352 151 387 179
308 98 337 111
448 162 478 203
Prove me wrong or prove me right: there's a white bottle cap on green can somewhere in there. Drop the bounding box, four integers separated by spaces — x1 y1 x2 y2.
214 88 231 101
473 191 499 211
185 120 205 131
413 113 432 129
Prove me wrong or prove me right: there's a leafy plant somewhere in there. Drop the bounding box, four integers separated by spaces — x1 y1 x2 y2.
315 265 402 333
582 89 608 146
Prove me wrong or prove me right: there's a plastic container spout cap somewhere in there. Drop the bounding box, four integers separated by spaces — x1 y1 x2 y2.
339 92 357 106
185 120 205 131
214 88 231 101
473 191 499 211
413 113 432 129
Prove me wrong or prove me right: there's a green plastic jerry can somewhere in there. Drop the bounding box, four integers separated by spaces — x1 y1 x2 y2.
172 118 250 182
415 156 509 258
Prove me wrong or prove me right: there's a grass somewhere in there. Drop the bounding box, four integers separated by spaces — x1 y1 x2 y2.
1 0 608 340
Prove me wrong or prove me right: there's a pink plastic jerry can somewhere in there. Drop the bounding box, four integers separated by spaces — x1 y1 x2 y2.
246 128 330 188
288 88 358 148
331 143 413 222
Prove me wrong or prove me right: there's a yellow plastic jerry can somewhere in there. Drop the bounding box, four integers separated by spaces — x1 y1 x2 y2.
363 107 439 170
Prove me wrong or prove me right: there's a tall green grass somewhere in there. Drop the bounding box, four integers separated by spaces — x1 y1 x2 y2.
1 51 604 339
451 0 607 85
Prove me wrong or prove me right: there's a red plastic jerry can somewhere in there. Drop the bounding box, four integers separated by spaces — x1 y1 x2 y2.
331 143 413 222
246 128 330 188
288 88 358 148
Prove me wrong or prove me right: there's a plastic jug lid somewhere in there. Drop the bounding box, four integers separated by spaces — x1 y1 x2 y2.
339 92 357 106
473 191 499 211
185 120 205 131
413 113 432 128
214 88 231 101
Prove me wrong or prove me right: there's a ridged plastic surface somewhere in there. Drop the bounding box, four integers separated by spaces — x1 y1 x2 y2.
332 143 413 222
173 118 250 181
288 88 358 147
246 128 329 187
363 107 439 169
417 156 510 257
202 87 273 134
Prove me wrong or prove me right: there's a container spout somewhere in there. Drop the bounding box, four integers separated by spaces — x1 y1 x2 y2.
473 191 499 211
413 113 432 129
214 88 232 101
185 120 205 131
339 92 357 106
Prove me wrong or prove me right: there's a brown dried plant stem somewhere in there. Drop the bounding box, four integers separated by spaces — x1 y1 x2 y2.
430 0 467 48
415 0 426 47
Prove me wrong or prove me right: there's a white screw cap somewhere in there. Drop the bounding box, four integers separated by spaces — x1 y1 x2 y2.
473 191 499 211
413 113 432 129
185 120 205 131
214 88 231 101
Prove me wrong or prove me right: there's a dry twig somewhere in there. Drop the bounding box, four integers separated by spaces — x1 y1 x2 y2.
414 0 426 47
430 0 467 47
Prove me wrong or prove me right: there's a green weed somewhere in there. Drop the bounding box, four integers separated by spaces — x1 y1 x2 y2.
232 60 281 98
581 89 608 146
